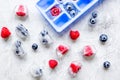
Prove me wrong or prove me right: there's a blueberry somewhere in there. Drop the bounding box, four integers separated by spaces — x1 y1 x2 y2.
21 31 28 36
103 61 110 69
15 41 21 48
65 3 74 11
16 49 20 54
41 32 45 37
31 68 43 77
42 39 48 44
32 43 38 50
35 69 42 75
89 18 96 24
70 10 76 17
43 30 48 34
41 30 48 37
99 34 108 42
92 11 97 18
66 4 73 11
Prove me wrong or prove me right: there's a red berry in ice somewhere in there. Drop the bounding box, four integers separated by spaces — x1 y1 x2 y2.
70 63 81 73
83 45 94 57
57 45 69 55
50 6 60 16
16 5 27 17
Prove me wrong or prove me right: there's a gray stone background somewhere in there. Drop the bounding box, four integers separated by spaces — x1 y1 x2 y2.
0 0 120 80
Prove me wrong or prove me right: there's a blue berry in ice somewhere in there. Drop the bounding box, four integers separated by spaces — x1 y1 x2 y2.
65 3 74 11
70 10 77 17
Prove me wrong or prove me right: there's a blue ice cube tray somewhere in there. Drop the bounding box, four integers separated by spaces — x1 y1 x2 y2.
36 0 102 33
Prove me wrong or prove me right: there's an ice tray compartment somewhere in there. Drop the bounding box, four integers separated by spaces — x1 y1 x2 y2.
77 0 93 9
64 2 79 18
54 14 70 27
46 5 62 20
37 0 54 9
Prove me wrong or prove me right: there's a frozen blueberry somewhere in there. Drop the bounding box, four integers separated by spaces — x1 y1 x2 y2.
31 68 43 78
66 4 73 11
21 31 28 36
16 24 29 38
35 69 42 76
103 61 110 69
32 43 38 50
15 50 25 57
14 40 26 58
70 10 76 17
64 3 74 11
44 30 48 35
42 39 48 44
15 41 21 48
40 30 48 37
92 11 97 18
89 18 96 24
99 34 108 42
16 49 20 54
41 32 45 37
